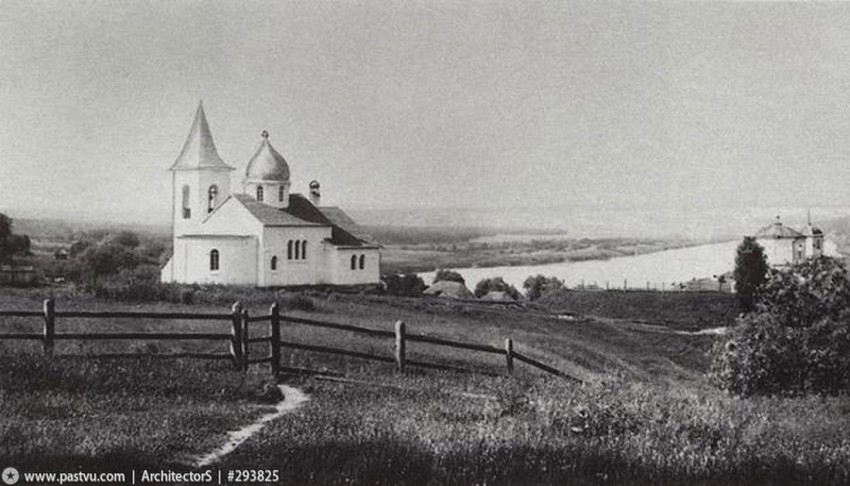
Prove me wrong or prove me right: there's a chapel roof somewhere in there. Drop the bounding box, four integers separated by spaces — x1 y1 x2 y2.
170 102 234 171
755 218 804 239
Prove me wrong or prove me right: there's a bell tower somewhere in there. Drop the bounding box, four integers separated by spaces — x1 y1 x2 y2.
169 102 234 236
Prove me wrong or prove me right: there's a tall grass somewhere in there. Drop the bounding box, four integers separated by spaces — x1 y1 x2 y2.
224 372 850 485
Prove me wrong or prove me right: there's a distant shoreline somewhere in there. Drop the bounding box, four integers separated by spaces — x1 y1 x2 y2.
380 234 723 275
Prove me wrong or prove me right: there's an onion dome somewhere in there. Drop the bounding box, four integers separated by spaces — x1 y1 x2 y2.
170 102 234 171
244 131 290 182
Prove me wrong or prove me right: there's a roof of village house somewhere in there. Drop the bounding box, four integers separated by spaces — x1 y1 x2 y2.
755 218 805 239
244 131 290 182
170 102 235 171
225 193 377 247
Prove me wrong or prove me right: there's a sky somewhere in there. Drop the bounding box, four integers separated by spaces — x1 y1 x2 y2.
3 1 850 226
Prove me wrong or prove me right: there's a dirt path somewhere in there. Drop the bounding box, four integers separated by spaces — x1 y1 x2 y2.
193 384 309 467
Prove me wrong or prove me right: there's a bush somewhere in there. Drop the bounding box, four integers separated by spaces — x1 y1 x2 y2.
279 293 316 312
433 269 465 286
382 273 426 297
711 256 850 396
523 274 566 301
473 277 522 300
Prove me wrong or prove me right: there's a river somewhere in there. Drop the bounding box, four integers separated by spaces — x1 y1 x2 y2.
419 240 741 291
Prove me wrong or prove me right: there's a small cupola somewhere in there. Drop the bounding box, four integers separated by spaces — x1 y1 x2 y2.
309 180 321 206
243 131 291 208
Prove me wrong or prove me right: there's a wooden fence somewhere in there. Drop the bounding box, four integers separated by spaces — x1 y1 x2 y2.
0 299 579 381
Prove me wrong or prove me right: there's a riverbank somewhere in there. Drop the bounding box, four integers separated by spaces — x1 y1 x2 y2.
416 240 740 293
380 234 705 275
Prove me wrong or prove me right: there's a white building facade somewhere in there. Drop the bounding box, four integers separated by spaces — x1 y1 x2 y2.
161 104 381 287
753 216 824 267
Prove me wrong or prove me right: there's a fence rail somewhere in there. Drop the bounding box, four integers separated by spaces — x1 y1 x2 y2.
0 299 579 381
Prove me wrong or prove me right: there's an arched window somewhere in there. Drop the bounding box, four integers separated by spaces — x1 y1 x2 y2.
301 240 308 259
210 249 219 271
287 240 293 260
279 186 285 202
294 240 301 260
271 256 278 270
351 255 357 270
181 185 191 219
257 186 264 202
359 254 365 270
207 185 218 213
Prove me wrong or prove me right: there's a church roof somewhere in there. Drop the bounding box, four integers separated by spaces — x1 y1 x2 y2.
802 224 823 236
244 131 290 182
225 193 377 247
755 219 804 239
318 206 378 246
170 103 234 171
286 194 377 247
232 194 320 226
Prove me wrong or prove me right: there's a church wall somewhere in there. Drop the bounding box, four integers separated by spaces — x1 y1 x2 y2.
328 248 381 285
259 226 333 287
758 237 795 266
160 256 174 283
198 169 232 215
172 236 257 285
172 169 233 237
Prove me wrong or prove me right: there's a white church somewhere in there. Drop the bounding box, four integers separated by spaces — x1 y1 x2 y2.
160 103 381 287
752 215 824 266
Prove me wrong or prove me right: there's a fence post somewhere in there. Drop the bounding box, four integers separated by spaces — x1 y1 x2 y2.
394 320 406 372
230 302 243 368
624 279 627 291
505 338 514 376
42 298 55 356
241 308 250 371
270 303 280 375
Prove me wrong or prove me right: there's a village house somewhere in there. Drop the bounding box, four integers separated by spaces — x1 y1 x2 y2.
752 215 823 266
160 103 380 287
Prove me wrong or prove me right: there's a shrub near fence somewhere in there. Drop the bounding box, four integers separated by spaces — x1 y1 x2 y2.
0 299 579 381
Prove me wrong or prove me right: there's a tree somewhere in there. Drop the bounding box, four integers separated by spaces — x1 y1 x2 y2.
77 242 140 283
523 274 566 301
433 269 465 286
711 256 850 396
733 236 768 312
0 213 30 262
108 231 140 249
474 277 522 300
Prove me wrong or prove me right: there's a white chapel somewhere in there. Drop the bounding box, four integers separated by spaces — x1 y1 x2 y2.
160 103 381 287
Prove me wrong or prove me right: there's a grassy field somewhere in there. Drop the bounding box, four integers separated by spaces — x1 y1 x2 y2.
2 289 850 484
538 290 739 331
0 354 276 471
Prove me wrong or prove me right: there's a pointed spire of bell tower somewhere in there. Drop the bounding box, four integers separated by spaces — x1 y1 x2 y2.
169 101 234 171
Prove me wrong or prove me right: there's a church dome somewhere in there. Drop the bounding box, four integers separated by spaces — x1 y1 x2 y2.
245 131 290 182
